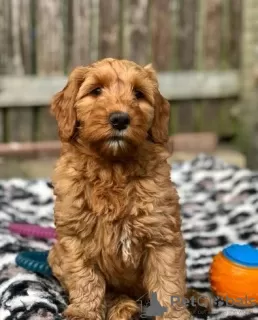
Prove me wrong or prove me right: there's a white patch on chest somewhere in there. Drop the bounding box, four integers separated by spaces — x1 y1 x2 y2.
120 225 132 263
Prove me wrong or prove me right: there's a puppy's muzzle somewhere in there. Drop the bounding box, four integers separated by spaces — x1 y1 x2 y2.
109 112 130 131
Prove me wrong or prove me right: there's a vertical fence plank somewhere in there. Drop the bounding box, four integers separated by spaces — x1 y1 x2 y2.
169 0 180 133
196 99 237 138
130 0 150 64
196 0 206 69
0 0 12 74
229 0 242 68
89 0 100 62
66 0 91 72
220 0 230 69
2 108 9 142
219 1 234 138
8 0 34 143
20 0 33 74
123 0 150 65
63 0 72 73
0 1 33 143
204 0 222 69
177 0 197 133
0 110 3 142
241 0 258 167
30 0 37 74
194 0 206 132
218 99 237 137
38 107 58 141
177 102 195 132
151 0 173 133
170 0 180 70
169 101 179 135
36 0 64 74
31 106 41 141
8 108 33 142
99 0 120 59
35 1 64 141
178 0 197 70
10 0 24 74
0 1 8 140
200 100 220 133
8 0 33 74
152 0 172 71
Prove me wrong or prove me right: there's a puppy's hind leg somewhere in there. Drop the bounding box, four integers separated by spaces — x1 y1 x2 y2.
106 293 140 320
48 243 66 287
48 240 106 320
143 244 191 320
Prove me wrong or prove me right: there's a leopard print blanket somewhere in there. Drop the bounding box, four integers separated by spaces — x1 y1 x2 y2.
0 154 258 320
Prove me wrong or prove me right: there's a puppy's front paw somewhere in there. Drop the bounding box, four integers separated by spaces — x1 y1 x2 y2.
64 304 104 320
107 299 140 320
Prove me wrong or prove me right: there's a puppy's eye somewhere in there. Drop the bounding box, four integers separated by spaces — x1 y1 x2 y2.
134 90 144 100
90 87 102 96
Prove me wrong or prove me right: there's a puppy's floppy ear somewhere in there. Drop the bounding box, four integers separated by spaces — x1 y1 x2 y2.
144 64 170 146
151 91 170 145
50 67 86 141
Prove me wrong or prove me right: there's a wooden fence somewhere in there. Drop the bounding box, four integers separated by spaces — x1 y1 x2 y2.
0 0 245 146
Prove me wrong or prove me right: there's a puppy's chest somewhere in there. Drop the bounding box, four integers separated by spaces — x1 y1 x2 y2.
87 176 155 219
83 174 160 265
99 220 144 268
118 224 134 264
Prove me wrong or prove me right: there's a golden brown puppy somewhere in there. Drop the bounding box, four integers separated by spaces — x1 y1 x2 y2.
48 58 191 320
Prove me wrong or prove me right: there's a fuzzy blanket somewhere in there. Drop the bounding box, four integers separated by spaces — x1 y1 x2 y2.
0 154 258 320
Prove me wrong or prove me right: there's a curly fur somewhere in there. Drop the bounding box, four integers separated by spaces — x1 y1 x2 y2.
48 58 191 319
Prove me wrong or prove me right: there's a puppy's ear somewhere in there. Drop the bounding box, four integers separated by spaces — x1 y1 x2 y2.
151 91 170 145
144 63 156 82
50 67 86 141
144 64 170 146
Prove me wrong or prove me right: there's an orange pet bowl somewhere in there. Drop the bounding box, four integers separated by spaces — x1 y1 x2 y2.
210 244 258 307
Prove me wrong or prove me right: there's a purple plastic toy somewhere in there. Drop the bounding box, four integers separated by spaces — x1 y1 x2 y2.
9 223 56 276
8 223 56 239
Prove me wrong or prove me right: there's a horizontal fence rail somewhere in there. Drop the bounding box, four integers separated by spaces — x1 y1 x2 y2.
0 71 240 143
0 71 240 107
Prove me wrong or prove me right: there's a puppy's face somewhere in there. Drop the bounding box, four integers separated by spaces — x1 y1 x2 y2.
51 58 170 158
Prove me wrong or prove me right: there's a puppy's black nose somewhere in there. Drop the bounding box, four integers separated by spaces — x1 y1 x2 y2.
109 112 130 130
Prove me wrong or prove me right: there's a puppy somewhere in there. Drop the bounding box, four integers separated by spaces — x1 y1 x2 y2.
48 58 191 319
